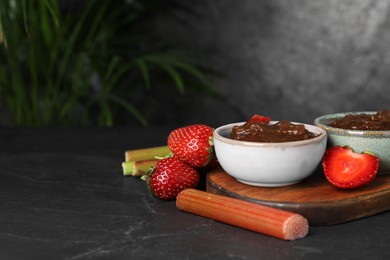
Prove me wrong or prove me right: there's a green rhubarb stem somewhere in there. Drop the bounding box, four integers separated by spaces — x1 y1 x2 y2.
122 159 159 177
125 145 171 162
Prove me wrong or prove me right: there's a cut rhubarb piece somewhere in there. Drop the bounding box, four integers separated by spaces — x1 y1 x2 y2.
124 145 171 162
176 189 309 240
122 160 159 176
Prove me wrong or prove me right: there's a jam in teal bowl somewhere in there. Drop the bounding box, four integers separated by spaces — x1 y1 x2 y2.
314 112 390 174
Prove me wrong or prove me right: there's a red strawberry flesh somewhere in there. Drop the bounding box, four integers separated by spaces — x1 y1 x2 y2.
246 114 271 124
322 146 379 189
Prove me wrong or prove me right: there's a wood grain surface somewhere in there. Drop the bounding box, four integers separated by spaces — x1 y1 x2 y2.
206 168 390 226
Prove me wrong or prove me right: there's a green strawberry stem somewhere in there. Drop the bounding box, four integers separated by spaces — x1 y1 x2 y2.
122 160 159 176
124 145 171 162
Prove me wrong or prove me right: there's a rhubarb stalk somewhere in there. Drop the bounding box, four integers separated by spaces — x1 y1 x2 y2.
125 146 171 162
176 189 309 241
122 160 159 176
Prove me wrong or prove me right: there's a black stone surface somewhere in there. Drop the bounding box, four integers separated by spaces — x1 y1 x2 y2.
1 127 389 259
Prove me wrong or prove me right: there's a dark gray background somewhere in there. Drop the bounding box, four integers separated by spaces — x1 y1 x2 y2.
156 0 390 127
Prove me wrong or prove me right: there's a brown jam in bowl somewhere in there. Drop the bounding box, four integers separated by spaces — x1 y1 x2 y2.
329 110 390 130
229 120 316 142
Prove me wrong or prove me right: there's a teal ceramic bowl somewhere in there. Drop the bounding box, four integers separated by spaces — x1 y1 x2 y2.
314 112 390 174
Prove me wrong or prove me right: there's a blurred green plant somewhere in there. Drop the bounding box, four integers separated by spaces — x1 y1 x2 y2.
0 0 219 126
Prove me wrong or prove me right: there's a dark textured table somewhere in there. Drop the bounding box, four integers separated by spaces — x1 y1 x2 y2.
1 127 389 260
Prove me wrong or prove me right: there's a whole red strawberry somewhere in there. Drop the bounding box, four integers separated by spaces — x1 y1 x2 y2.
149 157 199 200
167 124 214 168
322 146 379 189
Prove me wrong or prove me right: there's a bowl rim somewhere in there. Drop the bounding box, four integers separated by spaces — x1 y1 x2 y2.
214 121 327 147
314 111 390 136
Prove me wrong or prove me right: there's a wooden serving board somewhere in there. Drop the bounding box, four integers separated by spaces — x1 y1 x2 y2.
206 168 390 226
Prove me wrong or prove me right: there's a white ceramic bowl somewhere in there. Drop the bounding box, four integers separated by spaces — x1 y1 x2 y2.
213 121 327 187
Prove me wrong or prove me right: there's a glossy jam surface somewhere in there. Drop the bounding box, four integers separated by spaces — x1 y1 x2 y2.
329 110 390 130
229 120 316 142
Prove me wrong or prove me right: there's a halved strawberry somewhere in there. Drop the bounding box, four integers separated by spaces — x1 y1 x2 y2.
167 124 214 168
322 146 379 189
246 114 271 124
